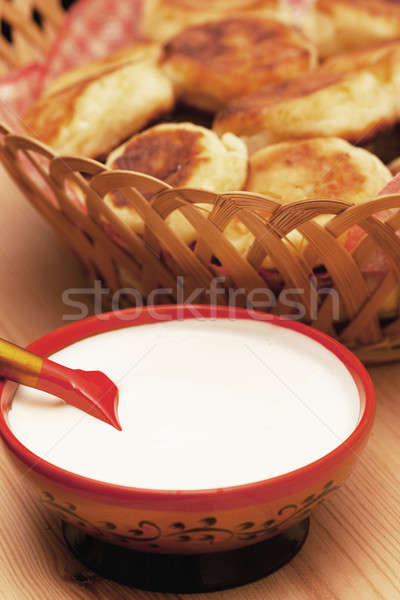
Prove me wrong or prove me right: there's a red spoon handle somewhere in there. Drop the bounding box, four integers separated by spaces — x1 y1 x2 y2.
0 337 121 430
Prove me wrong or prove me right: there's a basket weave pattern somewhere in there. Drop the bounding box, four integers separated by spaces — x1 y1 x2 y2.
0 0 64 72
1 122 400 364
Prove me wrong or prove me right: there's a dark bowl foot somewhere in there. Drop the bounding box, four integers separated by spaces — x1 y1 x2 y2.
62 518 310 593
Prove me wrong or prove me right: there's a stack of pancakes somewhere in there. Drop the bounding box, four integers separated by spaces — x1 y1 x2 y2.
23 1 400 319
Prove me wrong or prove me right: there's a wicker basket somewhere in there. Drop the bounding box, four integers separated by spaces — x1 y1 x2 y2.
0 0 65 73
1 0 400 364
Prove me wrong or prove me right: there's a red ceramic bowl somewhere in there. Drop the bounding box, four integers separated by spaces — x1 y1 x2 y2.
0 306 375 555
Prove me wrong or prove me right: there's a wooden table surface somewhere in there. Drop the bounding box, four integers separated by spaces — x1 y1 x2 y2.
0 166 399 600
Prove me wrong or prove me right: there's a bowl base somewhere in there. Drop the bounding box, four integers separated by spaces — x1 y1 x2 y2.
62 518 309 593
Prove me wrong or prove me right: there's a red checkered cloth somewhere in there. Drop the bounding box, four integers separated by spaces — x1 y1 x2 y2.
0 62 43 131
0 0 142 129
285 0 315 18
41 0 142 88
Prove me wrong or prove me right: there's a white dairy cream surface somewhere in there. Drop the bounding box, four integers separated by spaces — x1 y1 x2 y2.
8 318 360 490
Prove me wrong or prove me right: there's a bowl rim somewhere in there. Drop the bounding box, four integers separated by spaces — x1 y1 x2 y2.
0 305 375 511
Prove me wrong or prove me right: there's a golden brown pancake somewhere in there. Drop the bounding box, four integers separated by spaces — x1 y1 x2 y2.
244 136 396 317
223 138 393 313
105 122 248 235
322 38 400 75
43 41 163 96
247 137 391 206
309 0 400 57
224 138 391 263
141 0 292 42
213 67 398 153
162 17 317 112
23 46 174 158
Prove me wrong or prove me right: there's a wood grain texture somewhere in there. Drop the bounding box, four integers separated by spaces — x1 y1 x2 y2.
0 166 399 599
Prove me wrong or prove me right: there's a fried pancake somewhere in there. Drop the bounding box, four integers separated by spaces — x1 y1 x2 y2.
223 137 392 314
245 136 395 317
23 58 174 158
44 41 163 96
162 17 317 112
141 0 291 42
247 137 391 206
213 67 398 153
311 0 400 57
105 122 248 235
221 137 390 262
322 38 400 76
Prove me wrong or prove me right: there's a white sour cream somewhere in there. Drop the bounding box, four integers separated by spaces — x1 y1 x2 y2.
8 318 360 490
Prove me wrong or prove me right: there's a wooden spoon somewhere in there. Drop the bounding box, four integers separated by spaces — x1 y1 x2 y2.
0 337 121 430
